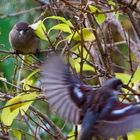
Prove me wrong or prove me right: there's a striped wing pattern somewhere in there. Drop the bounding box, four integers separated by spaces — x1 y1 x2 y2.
40 56 82 124
96 113 140 138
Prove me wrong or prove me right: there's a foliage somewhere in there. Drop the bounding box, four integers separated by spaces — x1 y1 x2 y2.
0 0 140 140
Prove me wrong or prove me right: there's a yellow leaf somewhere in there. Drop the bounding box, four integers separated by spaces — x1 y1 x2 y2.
128 131 140 140
70 58 94 73
96 14 106 24
115 73 131 84
131 67 140 83
48 23 72 34
67 28 95 41
89 5 106 25
12 129 22 140
89 5 98 12
21 69 40 90
1 93 38 126
29 20 47 40
115 67 140 85
45 16 73 27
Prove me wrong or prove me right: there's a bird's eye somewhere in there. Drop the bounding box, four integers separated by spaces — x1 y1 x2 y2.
22 28 29 32
17 28 29 32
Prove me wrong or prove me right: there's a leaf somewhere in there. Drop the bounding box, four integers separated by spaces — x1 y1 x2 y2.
48 23 72 34
45 16 73 27
89 5 106 24
96 14 106 24
67 28 95 41
29 20 47 40
1 93 38 126
21 69 40 90
131 67 140 83
12 129 22 140
72 43 90 62
89 5 98 13
70 58 94 73
116 67 140 85
115 73 131 84
108 0 116 6
128 130 140 140
68 126 81 140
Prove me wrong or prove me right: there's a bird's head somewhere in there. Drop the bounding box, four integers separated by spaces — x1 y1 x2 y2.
103 78 123 91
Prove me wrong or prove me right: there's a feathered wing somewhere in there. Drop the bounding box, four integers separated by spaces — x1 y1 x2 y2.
40 56 85 124
95 113 140 138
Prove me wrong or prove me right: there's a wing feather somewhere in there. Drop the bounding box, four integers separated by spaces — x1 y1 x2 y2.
40 56 82 124
95 113 140 138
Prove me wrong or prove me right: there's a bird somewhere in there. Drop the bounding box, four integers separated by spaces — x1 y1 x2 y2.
9 22 40 55
40 55 140 139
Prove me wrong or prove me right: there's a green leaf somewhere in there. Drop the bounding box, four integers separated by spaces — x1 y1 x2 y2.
20 69 40 90
12 129 22 140
89 5 106 24
115 73 131 84
89 5 98 13
45 16 73 27
1 93 38 126
108 0 116 6
72 43 90 62
96 14 106 24
29 20 47 40
70 58 94 73
128 130 140 140
67 28 95 41
131 67 140 83
48 23 72 34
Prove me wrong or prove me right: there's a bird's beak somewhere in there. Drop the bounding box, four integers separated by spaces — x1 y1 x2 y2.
19 30 24 35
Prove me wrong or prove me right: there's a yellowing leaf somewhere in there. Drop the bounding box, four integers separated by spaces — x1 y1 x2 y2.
67 28 95 41
115 73 131 84
12 129 22 140
21 69 40 90
48 23 72 34
89 5 106 25
89 5 98 13
116 67 140 85
30 20 47 40
131 67 140 83
128 130 140 140
70 58 94 73
1 93 38 126
96 14 106 24
45 16 73 27
72 43 90 62
108 0 116 6
68 125 81 140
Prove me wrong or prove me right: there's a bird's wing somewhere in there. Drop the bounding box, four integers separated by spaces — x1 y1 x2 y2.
40 55 87 124
95 113 140 138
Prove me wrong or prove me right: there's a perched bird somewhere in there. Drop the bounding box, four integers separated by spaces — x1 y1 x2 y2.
40 55 140 139
9 22 40 55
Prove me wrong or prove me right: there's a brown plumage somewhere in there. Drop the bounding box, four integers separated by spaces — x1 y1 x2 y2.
9 22 40 54
40 55 140 139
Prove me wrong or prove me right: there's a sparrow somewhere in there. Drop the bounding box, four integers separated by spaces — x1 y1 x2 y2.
9 22 40 55
40 55 140 139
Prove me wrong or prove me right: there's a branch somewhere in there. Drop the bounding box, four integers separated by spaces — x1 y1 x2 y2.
29 106 66 140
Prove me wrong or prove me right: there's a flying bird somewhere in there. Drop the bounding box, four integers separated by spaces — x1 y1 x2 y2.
40 55 140 139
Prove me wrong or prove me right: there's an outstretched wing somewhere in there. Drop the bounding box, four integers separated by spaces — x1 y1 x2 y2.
95 103 140 138
96 113 140 138
40 55 86 124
